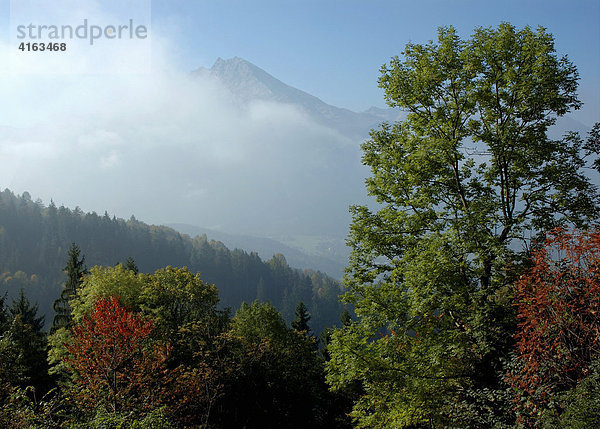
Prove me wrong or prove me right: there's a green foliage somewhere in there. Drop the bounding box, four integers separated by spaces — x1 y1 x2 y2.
124 257 139 274
68 406 175 429
64 244 87 296
583 123 600 173
71 264 145 321
327 23 599 428
232 300 290 345
47 326 73 377
51 265 220 370
140 266 219 338
540 359 600 428
10 288 45 332
340 308 352 327
5 290 50 396
220 301 330 428
0 294 9 333
3 259 349 427
0 328 26 401
0 291 55 427
0 386 38 429
50 265 230 427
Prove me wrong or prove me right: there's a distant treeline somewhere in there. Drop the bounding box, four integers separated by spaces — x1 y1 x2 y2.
0 188 344 334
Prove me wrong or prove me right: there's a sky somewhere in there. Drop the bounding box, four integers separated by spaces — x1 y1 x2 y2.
2 0 597 121
149 0 600 125
0 0 598 248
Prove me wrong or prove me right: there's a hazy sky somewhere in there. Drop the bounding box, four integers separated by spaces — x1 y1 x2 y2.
0 0 598 242
149 0 600 125
1 0 598 121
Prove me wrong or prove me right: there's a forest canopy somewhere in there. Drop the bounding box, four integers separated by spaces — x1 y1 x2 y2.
0 188 344 335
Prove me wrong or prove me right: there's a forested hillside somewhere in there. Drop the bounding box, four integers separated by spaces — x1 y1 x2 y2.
0 188 344 334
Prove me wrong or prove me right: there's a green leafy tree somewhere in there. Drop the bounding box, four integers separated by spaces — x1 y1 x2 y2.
231 301 290 345
539 359 600 428
48 264 229 427
137 266 231 428
64 296 169 417
218 301 325 428
71 264 145 321
509 228 600 425
50 265 220 367
48 264 143 377
326 23 599 428
52 243 87 332
139 266 220 342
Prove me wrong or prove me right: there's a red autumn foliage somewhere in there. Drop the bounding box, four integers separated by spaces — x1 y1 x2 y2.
510 227 600 420
64 296 170 414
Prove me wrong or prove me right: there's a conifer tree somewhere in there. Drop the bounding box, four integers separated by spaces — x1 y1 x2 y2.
7 289 50 395
291 301 311 334
340 308 352 327
52 243 87 331
10 289 44 332
125 257 139 274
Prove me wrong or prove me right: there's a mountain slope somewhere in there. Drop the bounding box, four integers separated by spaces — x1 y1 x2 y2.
0 189 344 334
168 223 346 279
193 57 403 138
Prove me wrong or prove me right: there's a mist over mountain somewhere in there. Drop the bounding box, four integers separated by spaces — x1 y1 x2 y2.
168 223 346 279
193 57 403 139
0 55 593 266
1 55 403 265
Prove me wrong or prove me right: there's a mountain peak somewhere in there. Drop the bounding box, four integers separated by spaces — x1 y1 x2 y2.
196 56 326 109
192 57 403 138
212 56 246 69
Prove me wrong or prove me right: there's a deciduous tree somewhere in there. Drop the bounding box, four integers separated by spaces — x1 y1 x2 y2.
64 296 169 415
326 23 599 428
509 228 600 424
218 301 325 428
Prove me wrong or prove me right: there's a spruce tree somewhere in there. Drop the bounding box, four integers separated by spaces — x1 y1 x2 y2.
0 294 9 334
340 308 352 327
52 243 87 332
8 289 50 395
125 256 139 274
10 289 44 332
291 301 311 334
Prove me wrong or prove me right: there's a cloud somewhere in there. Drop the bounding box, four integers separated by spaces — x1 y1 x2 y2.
0 27 367 238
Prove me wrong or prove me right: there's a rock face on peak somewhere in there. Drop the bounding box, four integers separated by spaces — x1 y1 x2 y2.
192 57 403 139
208 57 321 105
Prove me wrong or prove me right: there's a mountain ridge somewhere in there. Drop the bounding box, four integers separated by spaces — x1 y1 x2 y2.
0 188 345 334
168 223 346 279
192 56 403 138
